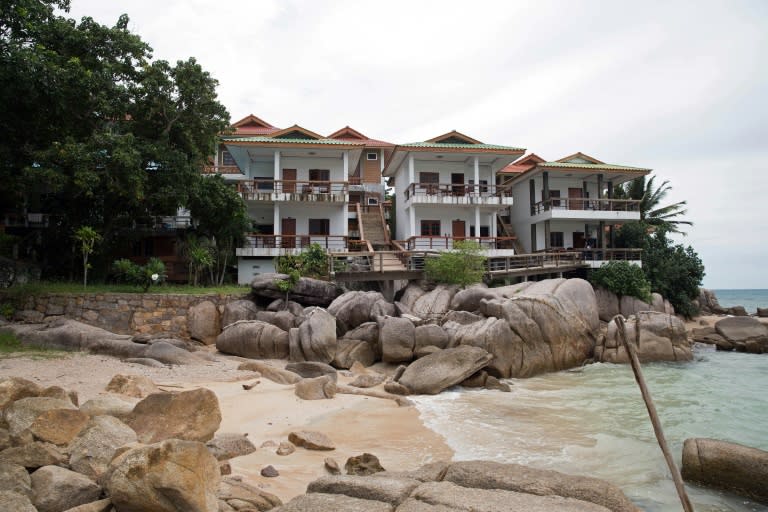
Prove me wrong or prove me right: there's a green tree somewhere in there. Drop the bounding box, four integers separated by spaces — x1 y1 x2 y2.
187 175 249 285
274 270 300 309
615 175 692 234
73 226 101 288
182 235 215 286
590 261 651 302
424 240 486 288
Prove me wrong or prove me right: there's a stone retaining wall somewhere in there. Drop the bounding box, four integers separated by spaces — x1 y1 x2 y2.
8 292 249 338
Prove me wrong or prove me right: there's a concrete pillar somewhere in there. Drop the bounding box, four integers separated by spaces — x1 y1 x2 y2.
342 205 348 238
597 174 604 199
490 213 497 240
544 220 551 250
543 172 550 210
408 154 415 184
474 156 480 192
474 207 481 241
409 206 416 238
379 149 384 173
274 203 281 240
273 150 281 181
598 221 605 249
342 151 349 181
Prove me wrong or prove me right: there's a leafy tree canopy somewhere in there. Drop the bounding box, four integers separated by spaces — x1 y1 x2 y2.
424 240 487 288
0 1 230 279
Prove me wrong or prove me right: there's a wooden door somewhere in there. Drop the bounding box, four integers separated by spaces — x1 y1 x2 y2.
281 218 296 248
452 220 466 240
282 169 296 193
568 188 583 210
451 173 465 196
572 232 585 249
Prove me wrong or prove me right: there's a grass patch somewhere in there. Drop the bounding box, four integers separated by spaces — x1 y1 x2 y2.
0 331 69 359
0 282 249 298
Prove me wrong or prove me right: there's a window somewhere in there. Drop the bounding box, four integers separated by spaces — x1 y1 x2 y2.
550 231 564 248
308 218 330 235
309 169 330 181
542 189 561 207
419 172 439 194
366 152 378 161
221 149 235 166
420 220 440 236
367 197 379 205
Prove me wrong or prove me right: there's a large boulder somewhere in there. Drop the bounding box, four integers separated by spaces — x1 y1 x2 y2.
0 490 37 512
79 395 136 419
397 346 493 395
414 324 450 351
714 316 768 353
126 388 221 443
29 408 89 445
332 339 376 369
307 474 419 506
251 273 342 307
188 300 221 345
286 361 338 381
552 278 600 333
342 322 379 344
295 375 336 400
221 299 261 328
681 438 768 505
0 462 31 498
400 481 612 512
294 307 337 363
217 475 282 511
328 291 394 335
698 288 726 314
104 439 220 512
288 430 335 450
377 316 415 363
205 433 256 461
443 460 637 512
143 341 202 365
0 378 43 411
275 493 392 512
448 285 497 313
619 296 652 318
3 396 78 436
69 415 138 480
599 312 692 363
594 288 620 323
411 285 459 321
256 310 296 332
216 320 289 359
0 442 66 469
237 361 302 385
105 374 159 398
444 318 518 378
30 465 101 512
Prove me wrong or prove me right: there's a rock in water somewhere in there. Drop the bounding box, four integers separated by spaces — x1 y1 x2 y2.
599 311 692 363
216 320 289 359
682 438 768 504
104 439 220 512
397 346 493 395
714 316 768 353
126 388 221 443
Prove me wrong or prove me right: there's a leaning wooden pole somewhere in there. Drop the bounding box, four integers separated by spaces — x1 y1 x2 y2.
615 315 695 512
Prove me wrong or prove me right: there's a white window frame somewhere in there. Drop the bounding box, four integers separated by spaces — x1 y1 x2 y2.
366 152 378 161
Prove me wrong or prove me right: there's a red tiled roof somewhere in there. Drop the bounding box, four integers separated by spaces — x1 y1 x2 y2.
328 126 395 147
499 153 546 173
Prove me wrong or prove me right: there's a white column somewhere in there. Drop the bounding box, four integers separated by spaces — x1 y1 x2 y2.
342 205 348 238
379 149 384 173
473 156 480 189
491 213 497 239
408 154 415 184
273 150 281 181
475 206 481 241
409 206 416 239
342 151 349 181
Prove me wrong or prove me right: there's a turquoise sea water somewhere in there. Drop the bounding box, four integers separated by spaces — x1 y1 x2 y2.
713 289 768 314
413 349 768 512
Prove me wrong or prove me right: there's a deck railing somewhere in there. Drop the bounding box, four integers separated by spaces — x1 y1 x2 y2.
202 165 243 175
241 234 347 251
532 197 641 214
581 248 643 261
486 251 585 273
404 182 512 200
405 236 517 251
238 179 348 199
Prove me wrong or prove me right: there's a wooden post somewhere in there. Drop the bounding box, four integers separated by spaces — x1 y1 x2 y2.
615 315 695 512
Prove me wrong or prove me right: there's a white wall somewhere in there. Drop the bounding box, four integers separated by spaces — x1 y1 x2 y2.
276 203 347 235
237 257 276 284
412 159 494 184
405 206 494 239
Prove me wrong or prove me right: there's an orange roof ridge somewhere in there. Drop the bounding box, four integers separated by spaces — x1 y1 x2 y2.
426 130 483 145
556 152 605 164
270 124 326 140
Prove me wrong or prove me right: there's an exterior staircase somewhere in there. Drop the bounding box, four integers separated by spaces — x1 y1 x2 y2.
497 213 527 254
357 204 406 272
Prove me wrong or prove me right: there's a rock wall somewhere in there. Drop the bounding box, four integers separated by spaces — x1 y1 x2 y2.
7 293 248 338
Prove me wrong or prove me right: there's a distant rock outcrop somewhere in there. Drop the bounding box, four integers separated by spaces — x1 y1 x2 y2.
598 311 692 363
251 273 342 306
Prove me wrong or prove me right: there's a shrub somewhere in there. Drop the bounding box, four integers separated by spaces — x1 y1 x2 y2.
590 261 652 303
111 257 167 292
424 240 486 289
275 243 328 279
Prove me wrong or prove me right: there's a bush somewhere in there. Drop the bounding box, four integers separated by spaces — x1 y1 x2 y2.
424 240 486 289
111 258 167 292
275 243 328 279
590 261 652 302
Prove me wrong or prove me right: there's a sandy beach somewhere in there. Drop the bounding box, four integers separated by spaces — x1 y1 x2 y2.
0 350 453 502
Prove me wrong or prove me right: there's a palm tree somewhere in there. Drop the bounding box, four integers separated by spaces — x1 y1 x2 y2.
615 175 692 234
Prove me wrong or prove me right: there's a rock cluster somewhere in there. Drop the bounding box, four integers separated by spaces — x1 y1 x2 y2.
274 459 640 512
596 311 692 363
691 316 768 353
0 376 281 512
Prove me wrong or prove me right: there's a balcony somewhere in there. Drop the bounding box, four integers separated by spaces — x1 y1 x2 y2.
404 183 513 207
202 165 243 175
236 234 348 257
237 180 348 203
404 236 517 255
531 197 641 222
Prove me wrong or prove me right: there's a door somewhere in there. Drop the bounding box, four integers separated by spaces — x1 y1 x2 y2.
281 218 296 248
420 172 439 194
572 232 585 249
568 188 583 210
451 173 465 196
452 220 466 240
282 169 296 193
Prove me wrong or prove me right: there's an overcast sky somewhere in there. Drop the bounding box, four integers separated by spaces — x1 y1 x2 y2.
67 0 768 289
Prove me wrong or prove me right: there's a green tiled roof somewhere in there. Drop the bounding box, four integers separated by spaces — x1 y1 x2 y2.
221 136 364 145
401 142 525 151
540 162 650 172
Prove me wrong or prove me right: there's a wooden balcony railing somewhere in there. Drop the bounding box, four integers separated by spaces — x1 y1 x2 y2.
405 236 517 251
238 179 348 200
581 248 643 261
202 165 243 175
242 234 347 251
532 197 641 214
404 182 512 200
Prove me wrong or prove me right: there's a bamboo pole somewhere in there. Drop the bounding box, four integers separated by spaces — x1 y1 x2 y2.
615 315 694 512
